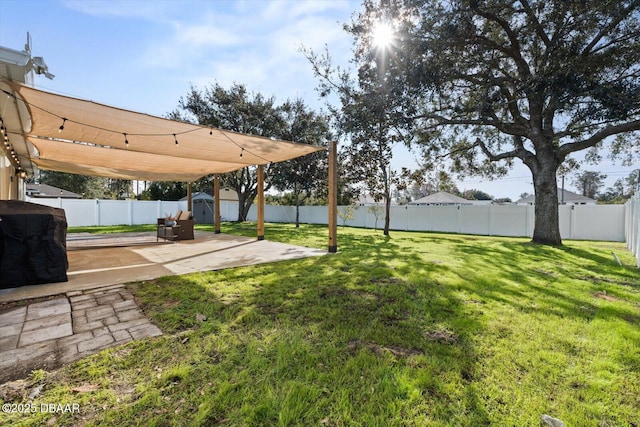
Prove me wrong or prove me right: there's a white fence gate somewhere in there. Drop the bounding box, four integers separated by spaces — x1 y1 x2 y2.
625 193 640 267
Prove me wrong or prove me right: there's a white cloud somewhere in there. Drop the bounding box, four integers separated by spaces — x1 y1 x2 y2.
259 0 353 22
173 22 244 48
58 1 360 111
140 0 356 103
62 0 175 21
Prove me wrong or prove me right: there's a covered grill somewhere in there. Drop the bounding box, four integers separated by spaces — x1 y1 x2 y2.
0 200 68 288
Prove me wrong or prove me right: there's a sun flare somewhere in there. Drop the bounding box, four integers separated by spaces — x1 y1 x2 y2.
371 21 394 48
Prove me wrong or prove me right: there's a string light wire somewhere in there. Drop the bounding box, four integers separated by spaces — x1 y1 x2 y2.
0 87 275 163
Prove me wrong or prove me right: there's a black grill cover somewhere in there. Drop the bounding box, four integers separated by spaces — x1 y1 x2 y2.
0 200 68 288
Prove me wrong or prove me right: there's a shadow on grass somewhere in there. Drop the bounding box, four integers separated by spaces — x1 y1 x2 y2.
108 224 638 425
7 225 637 425
127 227 491 425
451 238 639 325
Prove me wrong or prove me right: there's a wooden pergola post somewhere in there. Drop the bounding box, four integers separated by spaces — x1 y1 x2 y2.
187 182 193 212
214 175 221 234
328 140 338 253
257 164 265 240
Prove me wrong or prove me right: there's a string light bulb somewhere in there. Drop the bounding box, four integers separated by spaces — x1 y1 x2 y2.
209 126 213 136
58 118 67 133
173 134 179 146
240 148 244 158
123 133 129 147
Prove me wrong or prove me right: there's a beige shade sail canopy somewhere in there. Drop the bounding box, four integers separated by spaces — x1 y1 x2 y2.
5 81 323 181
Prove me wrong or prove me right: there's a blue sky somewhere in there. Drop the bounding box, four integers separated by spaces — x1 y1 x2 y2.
0 0 356 115
1 0 636 200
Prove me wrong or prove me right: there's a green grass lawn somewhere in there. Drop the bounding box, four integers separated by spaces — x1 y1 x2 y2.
3 224 639 426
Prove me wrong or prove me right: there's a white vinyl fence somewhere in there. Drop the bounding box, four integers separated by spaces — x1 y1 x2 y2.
25 198 239 227
245 203 626 242
27 197 630 243
625 193 640 267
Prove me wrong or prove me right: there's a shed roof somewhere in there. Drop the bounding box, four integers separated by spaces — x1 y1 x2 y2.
180 192 213 201
179 188 239 202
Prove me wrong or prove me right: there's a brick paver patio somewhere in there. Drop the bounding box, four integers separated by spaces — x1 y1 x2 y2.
0 232 326 384
0 285 161 383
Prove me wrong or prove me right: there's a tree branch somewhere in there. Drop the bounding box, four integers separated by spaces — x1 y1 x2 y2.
581 0 640 56
472 7 532 79
519 0 552 48
476 137 533 162
412 111 528 137
433 142 478 160
458 72 527 127
558 119 640 157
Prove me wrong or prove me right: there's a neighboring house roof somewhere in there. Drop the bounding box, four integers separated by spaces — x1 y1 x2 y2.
26 183 82 199
409 191 472 205
356 193 398 206
179 188 239 202
516 189 596 205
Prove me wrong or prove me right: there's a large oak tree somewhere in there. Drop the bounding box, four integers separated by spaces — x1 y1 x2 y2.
173 83 330 222
174 83 285 221
269 99 331 227
348 0 640 244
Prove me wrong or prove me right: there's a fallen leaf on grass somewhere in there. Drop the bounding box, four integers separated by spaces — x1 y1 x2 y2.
424 330 458 344
72 384 99 393
196 313 207 322
347 339 422 357
28 384 43 399
593 292 624 302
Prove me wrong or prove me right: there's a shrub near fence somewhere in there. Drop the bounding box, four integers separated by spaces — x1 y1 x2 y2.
28 197 629 243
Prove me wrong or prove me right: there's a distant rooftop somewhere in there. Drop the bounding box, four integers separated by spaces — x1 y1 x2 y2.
516 189 596 205
26 183 82 199
409 191 472 205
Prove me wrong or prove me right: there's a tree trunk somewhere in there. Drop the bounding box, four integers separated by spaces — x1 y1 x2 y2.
239 196 253 222
384 194 391 236
295 194 300 228
236 190 257 222
530 155 562 245
237 193 247 222
380 152 391 237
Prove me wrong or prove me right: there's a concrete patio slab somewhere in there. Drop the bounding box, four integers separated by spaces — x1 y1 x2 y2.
0 231 326 303
0 231 326 383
